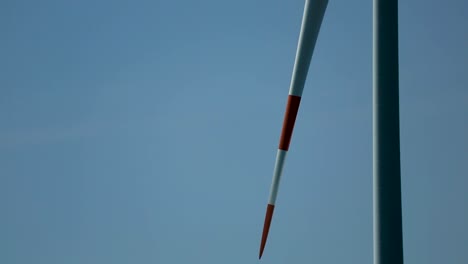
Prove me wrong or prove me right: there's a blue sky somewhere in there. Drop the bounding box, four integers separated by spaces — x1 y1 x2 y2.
1 0 467 263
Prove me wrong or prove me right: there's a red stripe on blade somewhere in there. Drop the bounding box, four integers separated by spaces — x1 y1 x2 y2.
259 204 275 259
278 95 301 151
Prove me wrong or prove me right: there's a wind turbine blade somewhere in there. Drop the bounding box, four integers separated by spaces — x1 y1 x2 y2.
259 0 328 259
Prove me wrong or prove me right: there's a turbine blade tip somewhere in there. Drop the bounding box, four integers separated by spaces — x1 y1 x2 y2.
258 204 275 260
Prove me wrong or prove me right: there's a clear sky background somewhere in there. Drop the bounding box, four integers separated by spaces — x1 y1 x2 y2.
1 0 467 263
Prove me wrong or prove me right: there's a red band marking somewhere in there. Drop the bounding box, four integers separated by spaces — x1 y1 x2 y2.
278 95 301 151
259 204 275 259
